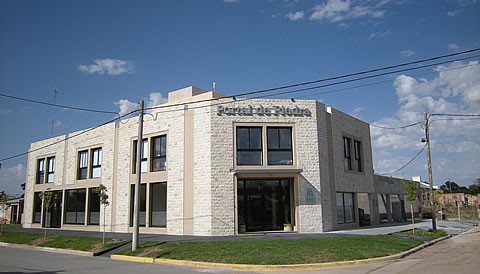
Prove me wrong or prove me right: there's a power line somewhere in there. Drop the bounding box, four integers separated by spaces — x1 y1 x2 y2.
144 49 480 112
0 93 119 115
0 109 138 162
370 121 423 130
431 113 480 117
378 144 427 176
232 48 480 98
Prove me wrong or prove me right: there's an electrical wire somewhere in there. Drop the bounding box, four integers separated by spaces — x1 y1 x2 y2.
370 121 423 129
0 109 138 162
0 93 119 115
377 144 427 176
431 113 480 117
144 49 480 112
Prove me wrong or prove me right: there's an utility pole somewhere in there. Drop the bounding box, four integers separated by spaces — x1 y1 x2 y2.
132 100 144 251
424 112 437 231
51 89 58 136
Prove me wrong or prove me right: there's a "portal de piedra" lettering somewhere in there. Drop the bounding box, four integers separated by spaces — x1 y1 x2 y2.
217 105 311 116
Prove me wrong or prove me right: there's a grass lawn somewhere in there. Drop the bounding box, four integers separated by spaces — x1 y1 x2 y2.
0 232 127 252
117 235 422 265
398 229 448 241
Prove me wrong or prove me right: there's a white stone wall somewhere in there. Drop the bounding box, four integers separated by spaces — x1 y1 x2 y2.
329 108 374 194
209 98 326 235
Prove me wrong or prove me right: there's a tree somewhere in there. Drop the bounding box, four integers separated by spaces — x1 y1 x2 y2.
468 178 480 195
95 184 109 244
403 180 418 234
39 190 57 238
0 195 10 236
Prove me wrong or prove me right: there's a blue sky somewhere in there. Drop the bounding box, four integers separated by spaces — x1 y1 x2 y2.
1 0 479 195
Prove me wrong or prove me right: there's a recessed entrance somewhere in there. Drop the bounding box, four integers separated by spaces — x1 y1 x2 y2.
237 179 292 232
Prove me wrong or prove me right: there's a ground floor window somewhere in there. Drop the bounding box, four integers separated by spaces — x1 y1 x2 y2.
33 192 42 223
130 184 146 227
64 189 86 225
237 179 291 232
150 182 167 227
337 192 355 224
88 188 100 225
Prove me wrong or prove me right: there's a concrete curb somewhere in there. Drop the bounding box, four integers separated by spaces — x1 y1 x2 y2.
0 242 94 256
110 235 453 271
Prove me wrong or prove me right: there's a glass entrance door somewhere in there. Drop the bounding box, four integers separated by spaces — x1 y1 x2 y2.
238 179 291 232
42 190 62 228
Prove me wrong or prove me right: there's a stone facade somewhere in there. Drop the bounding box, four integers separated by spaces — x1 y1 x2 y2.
23 86 376 236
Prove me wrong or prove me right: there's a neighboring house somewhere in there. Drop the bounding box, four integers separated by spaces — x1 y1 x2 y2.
24 86 384 236
1 196 23 224
438 193 479 207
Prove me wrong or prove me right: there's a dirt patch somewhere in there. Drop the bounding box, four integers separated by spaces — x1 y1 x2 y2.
89 242 106 252
31 237 52 246
138 246 163 257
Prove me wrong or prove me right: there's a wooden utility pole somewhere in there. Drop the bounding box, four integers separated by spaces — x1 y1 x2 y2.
424 112 437 231
132 100 144 251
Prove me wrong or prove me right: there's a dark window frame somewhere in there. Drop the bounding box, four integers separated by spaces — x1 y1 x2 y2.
354 140 362 172
336 192 355 224
90 148 102 178
267 127 293 165
343 137 352 170
149 182 167 227
32 192 42 223
133 139 148 174
236 127 263 166
88 188 100 225
36 159 45 185
64 188 87 225
78 150 88 180
151 135 167 172
46 156 55 183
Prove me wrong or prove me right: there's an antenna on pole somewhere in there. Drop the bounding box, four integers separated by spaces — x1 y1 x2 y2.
213 82 216 92
51 88 58 136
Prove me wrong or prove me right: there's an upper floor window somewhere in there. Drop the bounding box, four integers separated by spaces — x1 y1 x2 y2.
236 127 262 166
36 159 45 184
46 157 55 183
343 137 352 170
133 135 166 173
152 136 166 172
78 150 88 179
343 137 363 172
267 127 293 165
91 148 102 178
354 140 362 172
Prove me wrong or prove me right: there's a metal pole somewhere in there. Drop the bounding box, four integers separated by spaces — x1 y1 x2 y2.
424 112 437 231
132 101 144 251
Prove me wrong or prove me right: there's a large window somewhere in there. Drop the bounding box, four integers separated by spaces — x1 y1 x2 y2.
88 188 100 225
343 137 352 170
336 192 354 224
267 127 293 165
91 148 102 178
33 192 42 223
47 157 55 183
78 150 88 179
133 139 148 173
130 184 146 227
152 136 167 172
150 182 167 227
354 140 362 172
236 127 262 166
36 159 45 184
64 189 86 225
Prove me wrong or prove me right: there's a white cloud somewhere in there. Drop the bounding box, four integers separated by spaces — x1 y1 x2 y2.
0 163 25 195
351 106 366 118
147 92 168 108
400 50 415 57
372 60 480 185
337 22 351 28
0 108 12 116
114 92 168 116
78 59 134 75
448 43 461 51
309 0 387 22
285 11 304 21
447 9 462 16
367 30 390 40
114 99 138 116
224 0 238 2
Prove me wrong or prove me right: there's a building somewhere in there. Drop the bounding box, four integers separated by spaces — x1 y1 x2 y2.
0 196 24 225
24 86 379 236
